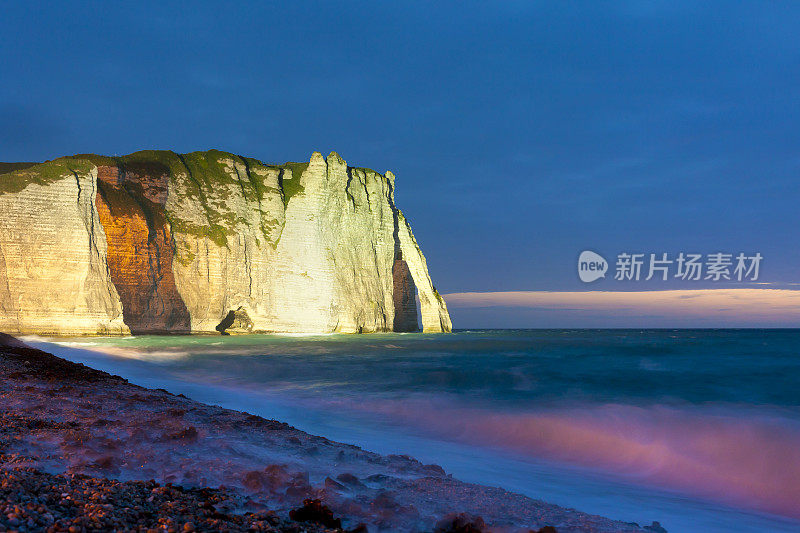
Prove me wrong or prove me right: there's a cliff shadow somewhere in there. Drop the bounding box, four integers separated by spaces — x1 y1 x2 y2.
390 192 421 332
392 255 419 332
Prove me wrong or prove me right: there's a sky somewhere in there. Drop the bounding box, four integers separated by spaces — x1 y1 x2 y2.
1 1 798 326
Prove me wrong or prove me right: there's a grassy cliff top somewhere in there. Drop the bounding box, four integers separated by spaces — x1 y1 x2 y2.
0 150 390 220
0 150 327 251
0 150 313 194
0 149 393 255
0 162 38 174
0 158 96 194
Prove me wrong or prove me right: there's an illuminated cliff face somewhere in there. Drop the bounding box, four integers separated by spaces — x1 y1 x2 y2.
95 165 190 334
0 150 451 335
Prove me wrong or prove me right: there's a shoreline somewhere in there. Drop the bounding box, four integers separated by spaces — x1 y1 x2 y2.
0 335 659 532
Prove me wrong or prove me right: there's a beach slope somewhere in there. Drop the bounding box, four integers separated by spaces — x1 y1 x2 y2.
0 335 655 532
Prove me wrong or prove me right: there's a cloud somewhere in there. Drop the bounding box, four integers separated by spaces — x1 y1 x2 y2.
442 289 800 324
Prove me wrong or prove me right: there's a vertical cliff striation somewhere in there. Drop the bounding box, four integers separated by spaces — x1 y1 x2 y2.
0 150 451 334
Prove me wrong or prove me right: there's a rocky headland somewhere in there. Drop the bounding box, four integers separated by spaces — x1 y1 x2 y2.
0 151 451 335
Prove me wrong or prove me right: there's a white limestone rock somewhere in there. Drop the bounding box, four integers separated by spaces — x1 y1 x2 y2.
0 150 452 335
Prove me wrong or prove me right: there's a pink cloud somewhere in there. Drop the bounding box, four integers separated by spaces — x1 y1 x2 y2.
442 289 800 324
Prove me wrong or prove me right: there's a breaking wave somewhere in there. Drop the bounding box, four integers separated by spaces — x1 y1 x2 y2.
302 396 800 519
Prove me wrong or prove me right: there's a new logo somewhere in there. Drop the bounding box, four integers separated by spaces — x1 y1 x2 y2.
578 250 608 282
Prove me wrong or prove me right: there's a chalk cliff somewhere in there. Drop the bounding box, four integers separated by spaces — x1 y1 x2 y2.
0 151 451 335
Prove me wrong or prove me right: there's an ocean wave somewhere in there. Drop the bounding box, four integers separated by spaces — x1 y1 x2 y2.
301 396 800 520
272 332 338 337
24 331 800 525
44 342 192 362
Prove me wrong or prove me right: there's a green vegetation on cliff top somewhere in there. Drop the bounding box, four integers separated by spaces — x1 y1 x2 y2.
0 158 95 194
279 161 307 205
351 166 380 176
0 150 315 247
0 162 38 175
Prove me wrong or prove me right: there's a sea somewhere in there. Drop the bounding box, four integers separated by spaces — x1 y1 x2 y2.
26 329 800 533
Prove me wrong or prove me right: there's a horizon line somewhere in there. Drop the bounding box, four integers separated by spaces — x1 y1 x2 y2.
441 288 800 325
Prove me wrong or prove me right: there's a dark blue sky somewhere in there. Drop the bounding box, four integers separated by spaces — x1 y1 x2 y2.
2 1 798 298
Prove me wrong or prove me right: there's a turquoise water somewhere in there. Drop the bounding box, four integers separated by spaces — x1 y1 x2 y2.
29 330 800 533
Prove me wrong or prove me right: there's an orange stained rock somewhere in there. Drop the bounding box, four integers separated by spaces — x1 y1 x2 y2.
95 165 190 333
